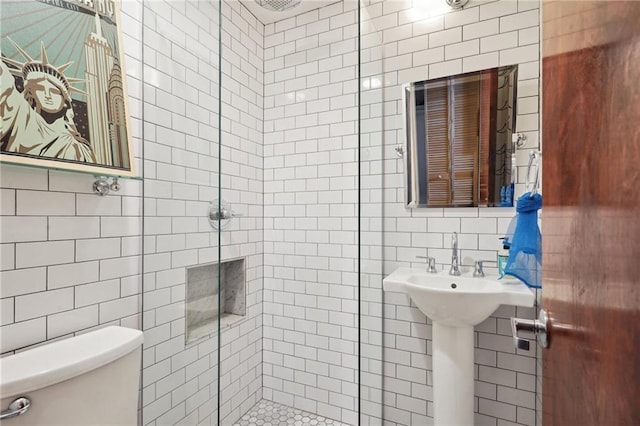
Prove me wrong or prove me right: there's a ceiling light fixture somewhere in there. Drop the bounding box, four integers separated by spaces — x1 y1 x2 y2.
445 0 470 9
254 0 302 12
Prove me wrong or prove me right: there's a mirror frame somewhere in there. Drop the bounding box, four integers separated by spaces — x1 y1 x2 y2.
401 65 519 208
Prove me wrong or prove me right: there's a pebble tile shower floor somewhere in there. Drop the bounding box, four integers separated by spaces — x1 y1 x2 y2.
234 400 351 426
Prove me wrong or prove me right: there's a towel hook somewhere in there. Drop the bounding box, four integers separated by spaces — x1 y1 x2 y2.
526 151 541 197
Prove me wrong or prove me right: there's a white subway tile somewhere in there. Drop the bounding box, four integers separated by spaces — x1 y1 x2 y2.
297 9 319 27
444 39 479 60
49 217 100 240
0 244 15 271
47 305 99 339
47 171 93 193
499 44 539 65
500 10 539 33
0 189 16 215
0 297 14 326
463 18 499 40
76 194 122 216
0 217 47 243
99 295 140 323
15 288 73 322
75 279 121 307
479 398 517 421
480 0 518 21
429 59 462 78
413 16 444 36
429 27 462 48
0 317 46 353
100 256 141 280
397 35 428 55
48 261 100 290
76 238 121 262
0 165 48 190
481 32 519 53
463 52 499 72
518 27 539 46
383 23 413 44
15 241 74 268
16 191 75 216
444 7 479 29
101 217 141 238
413 47 444 67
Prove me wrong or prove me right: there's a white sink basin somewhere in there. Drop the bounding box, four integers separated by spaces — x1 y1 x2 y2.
383 267 534 327
383 267 535 425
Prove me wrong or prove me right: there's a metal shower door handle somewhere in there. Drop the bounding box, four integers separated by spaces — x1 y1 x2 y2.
0 397 31 420
511 309 549 350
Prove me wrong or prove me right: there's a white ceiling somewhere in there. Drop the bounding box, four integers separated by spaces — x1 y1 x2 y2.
239 0 340 25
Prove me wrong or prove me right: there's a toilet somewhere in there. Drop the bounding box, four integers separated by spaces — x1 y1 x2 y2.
0 326 143 425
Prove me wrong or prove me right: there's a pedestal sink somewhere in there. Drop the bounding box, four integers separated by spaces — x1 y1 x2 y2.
383 267 535 426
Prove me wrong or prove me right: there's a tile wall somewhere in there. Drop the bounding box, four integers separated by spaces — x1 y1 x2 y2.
262 1 361 424
263 0 541 425
1 0 264 425
140 0 264 425
358 0 541 425
0 0 145 355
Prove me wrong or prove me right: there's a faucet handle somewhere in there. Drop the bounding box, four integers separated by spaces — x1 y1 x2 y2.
473 260 499 277
416 256 438 273
473 260 485 278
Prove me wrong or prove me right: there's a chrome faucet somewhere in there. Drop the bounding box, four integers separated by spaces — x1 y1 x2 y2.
449 232 461 276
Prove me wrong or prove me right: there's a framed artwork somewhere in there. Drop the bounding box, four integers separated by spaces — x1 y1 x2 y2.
0 0 136 177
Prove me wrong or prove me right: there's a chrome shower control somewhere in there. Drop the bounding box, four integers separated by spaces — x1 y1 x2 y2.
208 199 243 230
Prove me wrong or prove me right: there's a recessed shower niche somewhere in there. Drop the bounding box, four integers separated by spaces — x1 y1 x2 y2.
185 258 246 344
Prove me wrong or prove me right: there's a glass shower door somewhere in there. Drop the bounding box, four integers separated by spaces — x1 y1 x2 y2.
358 1 385 424
141 0 221 424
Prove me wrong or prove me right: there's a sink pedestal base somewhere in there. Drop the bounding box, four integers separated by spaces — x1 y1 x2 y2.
432 323 475 425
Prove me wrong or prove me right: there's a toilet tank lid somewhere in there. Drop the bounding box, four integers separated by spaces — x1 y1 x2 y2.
0 326 143 398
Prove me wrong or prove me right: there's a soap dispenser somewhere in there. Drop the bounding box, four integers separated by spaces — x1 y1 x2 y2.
498 238 510 277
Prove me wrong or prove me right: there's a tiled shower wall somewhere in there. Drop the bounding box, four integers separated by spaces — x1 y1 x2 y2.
141 1 264 425
0 0 144 355
1 0 264 425
358 0 541 425
262 1 361 424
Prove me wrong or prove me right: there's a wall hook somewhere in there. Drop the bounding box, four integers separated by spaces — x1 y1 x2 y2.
109 177 120 191
93 176 121 196
513 133 528 148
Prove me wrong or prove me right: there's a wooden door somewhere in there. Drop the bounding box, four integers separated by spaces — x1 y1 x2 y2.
542 1 640 425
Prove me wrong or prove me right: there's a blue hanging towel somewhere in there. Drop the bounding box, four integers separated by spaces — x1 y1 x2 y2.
503 192 542 288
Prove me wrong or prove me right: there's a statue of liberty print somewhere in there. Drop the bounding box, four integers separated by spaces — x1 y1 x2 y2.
0 0 134 175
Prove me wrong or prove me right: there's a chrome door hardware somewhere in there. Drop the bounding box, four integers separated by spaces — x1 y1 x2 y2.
0 397 31 420
511 309 549 350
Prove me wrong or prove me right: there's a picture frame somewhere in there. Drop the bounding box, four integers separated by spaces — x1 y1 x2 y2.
0 0 136 177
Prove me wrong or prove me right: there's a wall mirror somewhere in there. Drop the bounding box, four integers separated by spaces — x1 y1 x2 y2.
403 65 518 208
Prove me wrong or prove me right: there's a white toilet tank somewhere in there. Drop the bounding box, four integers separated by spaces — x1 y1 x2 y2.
0 326 143 425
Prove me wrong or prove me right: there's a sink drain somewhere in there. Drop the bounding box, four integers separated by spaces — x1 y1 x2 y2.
451 283 457 289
